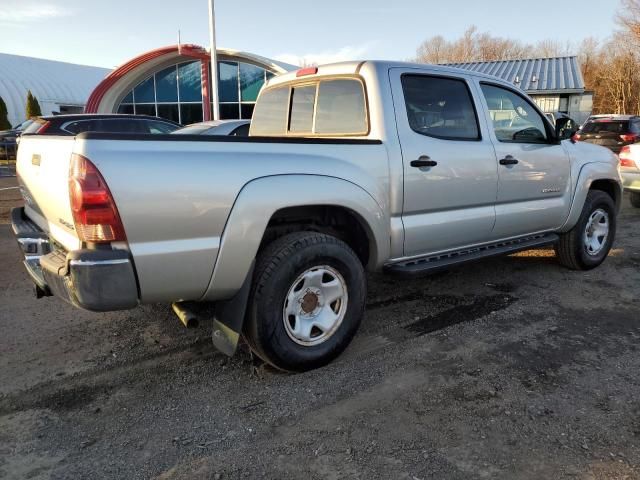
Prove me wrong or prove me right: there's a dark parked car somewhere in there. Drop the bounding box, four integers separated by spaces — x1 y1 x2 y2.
0 119 36 160
573 115 640 154
22 114 181 136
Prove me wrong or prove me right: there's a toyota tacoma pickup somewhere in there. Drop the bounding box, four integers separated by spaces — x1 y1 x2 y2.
12 61 622 372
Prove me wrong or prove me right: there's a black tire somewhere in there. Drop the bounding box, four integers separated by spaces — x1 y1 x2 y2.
244 232 366 372
555 190 616 270
630 192 640 208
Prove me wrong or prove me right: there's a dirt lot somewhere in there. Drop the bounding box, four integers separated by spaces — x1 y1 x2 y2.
1 183 639 479
0 175 22 224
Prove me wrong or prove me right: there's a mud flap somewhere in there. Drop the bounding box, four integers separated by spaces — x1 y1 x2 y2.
211 261 254 356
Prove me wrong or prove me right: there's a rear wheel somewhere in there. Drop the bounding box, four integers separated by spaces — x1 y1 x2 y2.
630 191 640 208
555 190 616 270
244 232 366 372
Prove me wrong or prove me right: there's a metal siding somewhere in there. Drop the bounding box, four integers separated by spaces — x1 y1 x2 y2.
447 56 584 95
0 53 110 127
543 59 552 91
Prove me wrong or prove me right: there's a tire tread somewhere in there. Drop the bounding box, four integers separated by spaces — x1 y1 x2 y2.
556 190 615 270
244 231 364 371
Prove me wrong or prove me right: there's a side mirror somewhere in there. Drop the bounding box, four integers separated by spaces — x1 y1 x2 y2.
555 118 576 140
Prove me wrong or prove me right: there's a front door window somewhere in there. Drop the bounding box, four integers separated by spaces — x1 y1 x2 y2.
480 84 549 144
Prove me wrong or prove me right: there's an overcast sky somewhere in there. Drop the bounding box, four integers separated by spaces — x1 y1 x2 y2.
0 0 620 68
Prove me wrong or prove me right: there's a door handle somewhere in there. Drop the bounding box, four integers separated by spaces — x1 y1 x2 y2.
499 155 519 166
410 156 438 168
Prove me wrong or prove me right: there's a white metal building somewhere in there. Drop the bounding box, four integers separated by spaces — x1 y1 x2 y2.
0 52 110 127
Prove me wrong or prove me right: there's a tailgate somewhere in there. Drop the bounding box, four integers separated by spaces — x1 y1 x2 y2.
16 135 81 251
582 135 624 153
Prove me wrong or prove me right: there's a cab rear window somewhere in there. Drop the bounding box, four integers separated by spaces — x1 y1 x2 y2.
251 78 368 136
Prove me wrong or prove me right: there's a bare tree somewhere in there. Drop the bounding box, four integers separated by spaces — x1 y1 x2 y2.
413 9 640 116
414 25 533 64
476 33 531 61
617 0 640 45
415 35 448 64
532 39 573 58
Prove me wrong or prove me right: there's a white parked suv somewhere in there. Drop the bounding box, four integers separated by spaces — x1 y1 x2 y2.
619 144 640 207
12 61 623 371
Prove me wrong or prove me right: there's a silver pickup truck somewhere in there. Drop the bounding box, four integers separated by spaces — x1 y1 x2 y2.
12 61 622 372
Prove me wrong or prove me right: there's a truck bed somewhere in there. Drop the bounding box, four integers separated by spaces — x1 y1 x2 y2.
16 132 389 304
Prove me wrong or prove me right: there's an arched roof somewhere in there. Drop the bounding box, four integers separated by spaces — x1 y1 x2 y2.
85 44 297 114
0 52 109 127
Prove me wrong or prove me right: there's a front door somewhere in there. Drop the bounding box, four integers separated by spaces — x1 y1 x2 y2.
476 82 572 238
390 69 498 257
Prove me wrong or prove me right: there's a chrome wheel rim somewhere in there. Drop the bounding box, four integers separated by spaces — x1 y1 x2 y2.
583 208 609 256
283 265 348 346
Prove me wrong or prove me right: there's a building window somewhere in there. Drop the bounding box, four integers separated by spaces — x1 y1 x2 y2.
532 96 560 113
214 61 272 121
155 65 178 102
118 60 274 124
178 62 202 102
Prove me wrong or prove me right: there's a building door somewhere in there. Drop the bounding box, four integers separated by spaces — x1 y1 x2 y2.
390 69 498 258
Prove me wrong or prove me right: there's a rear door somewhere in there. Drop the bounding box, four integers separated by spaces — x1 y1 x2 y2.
390 68 498 257
475 81 571 237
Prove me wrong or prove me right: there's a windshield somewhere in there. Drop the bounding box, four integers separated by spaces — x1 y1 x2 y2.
23 119 48 134
13 119 34 131
172 124 218 135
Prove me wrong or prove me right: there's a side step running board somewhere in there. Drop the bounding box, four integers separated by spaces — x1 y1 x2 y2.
385 233 559 277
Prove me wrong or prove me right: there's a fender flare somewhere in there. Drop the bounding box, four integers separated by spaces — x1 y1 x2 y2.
201 174 389 302
559 162 623 233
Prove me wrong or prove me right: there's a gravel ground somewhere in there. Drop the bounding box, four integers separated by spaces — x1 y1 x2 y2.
0 192 639 480
0 176 22 224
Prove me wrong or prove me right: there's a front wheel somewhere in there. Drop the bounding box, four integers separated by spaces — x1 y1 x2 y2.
244 232 366 372
555 190 616 270
630 191 640 208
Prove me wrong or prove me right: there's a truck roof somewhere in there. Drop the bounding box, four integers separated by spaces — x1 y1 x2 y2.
266 60 517 90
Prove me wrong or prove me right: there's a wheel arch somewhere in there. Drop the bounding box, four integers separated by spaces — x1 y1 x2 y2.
589 178 621 209
260 204 375 268
201 174 389 301
559 162 623 233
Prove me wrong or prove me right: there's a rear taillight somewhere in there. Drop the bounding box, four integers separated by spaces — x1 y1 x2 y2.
620 133 638 142
572 132 581 142
619 146 637 168
69 154 126 243
37 121 51 134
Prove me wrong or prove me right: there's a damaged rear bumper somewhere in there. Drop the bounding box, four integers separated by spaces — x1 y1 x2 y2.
11 207 139 312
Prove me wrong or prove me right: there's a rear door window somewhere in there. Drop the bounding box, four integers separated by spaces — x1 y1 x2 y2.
401 75 479 140
231 123 250 136
63 120 93 134
88 119 144 133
